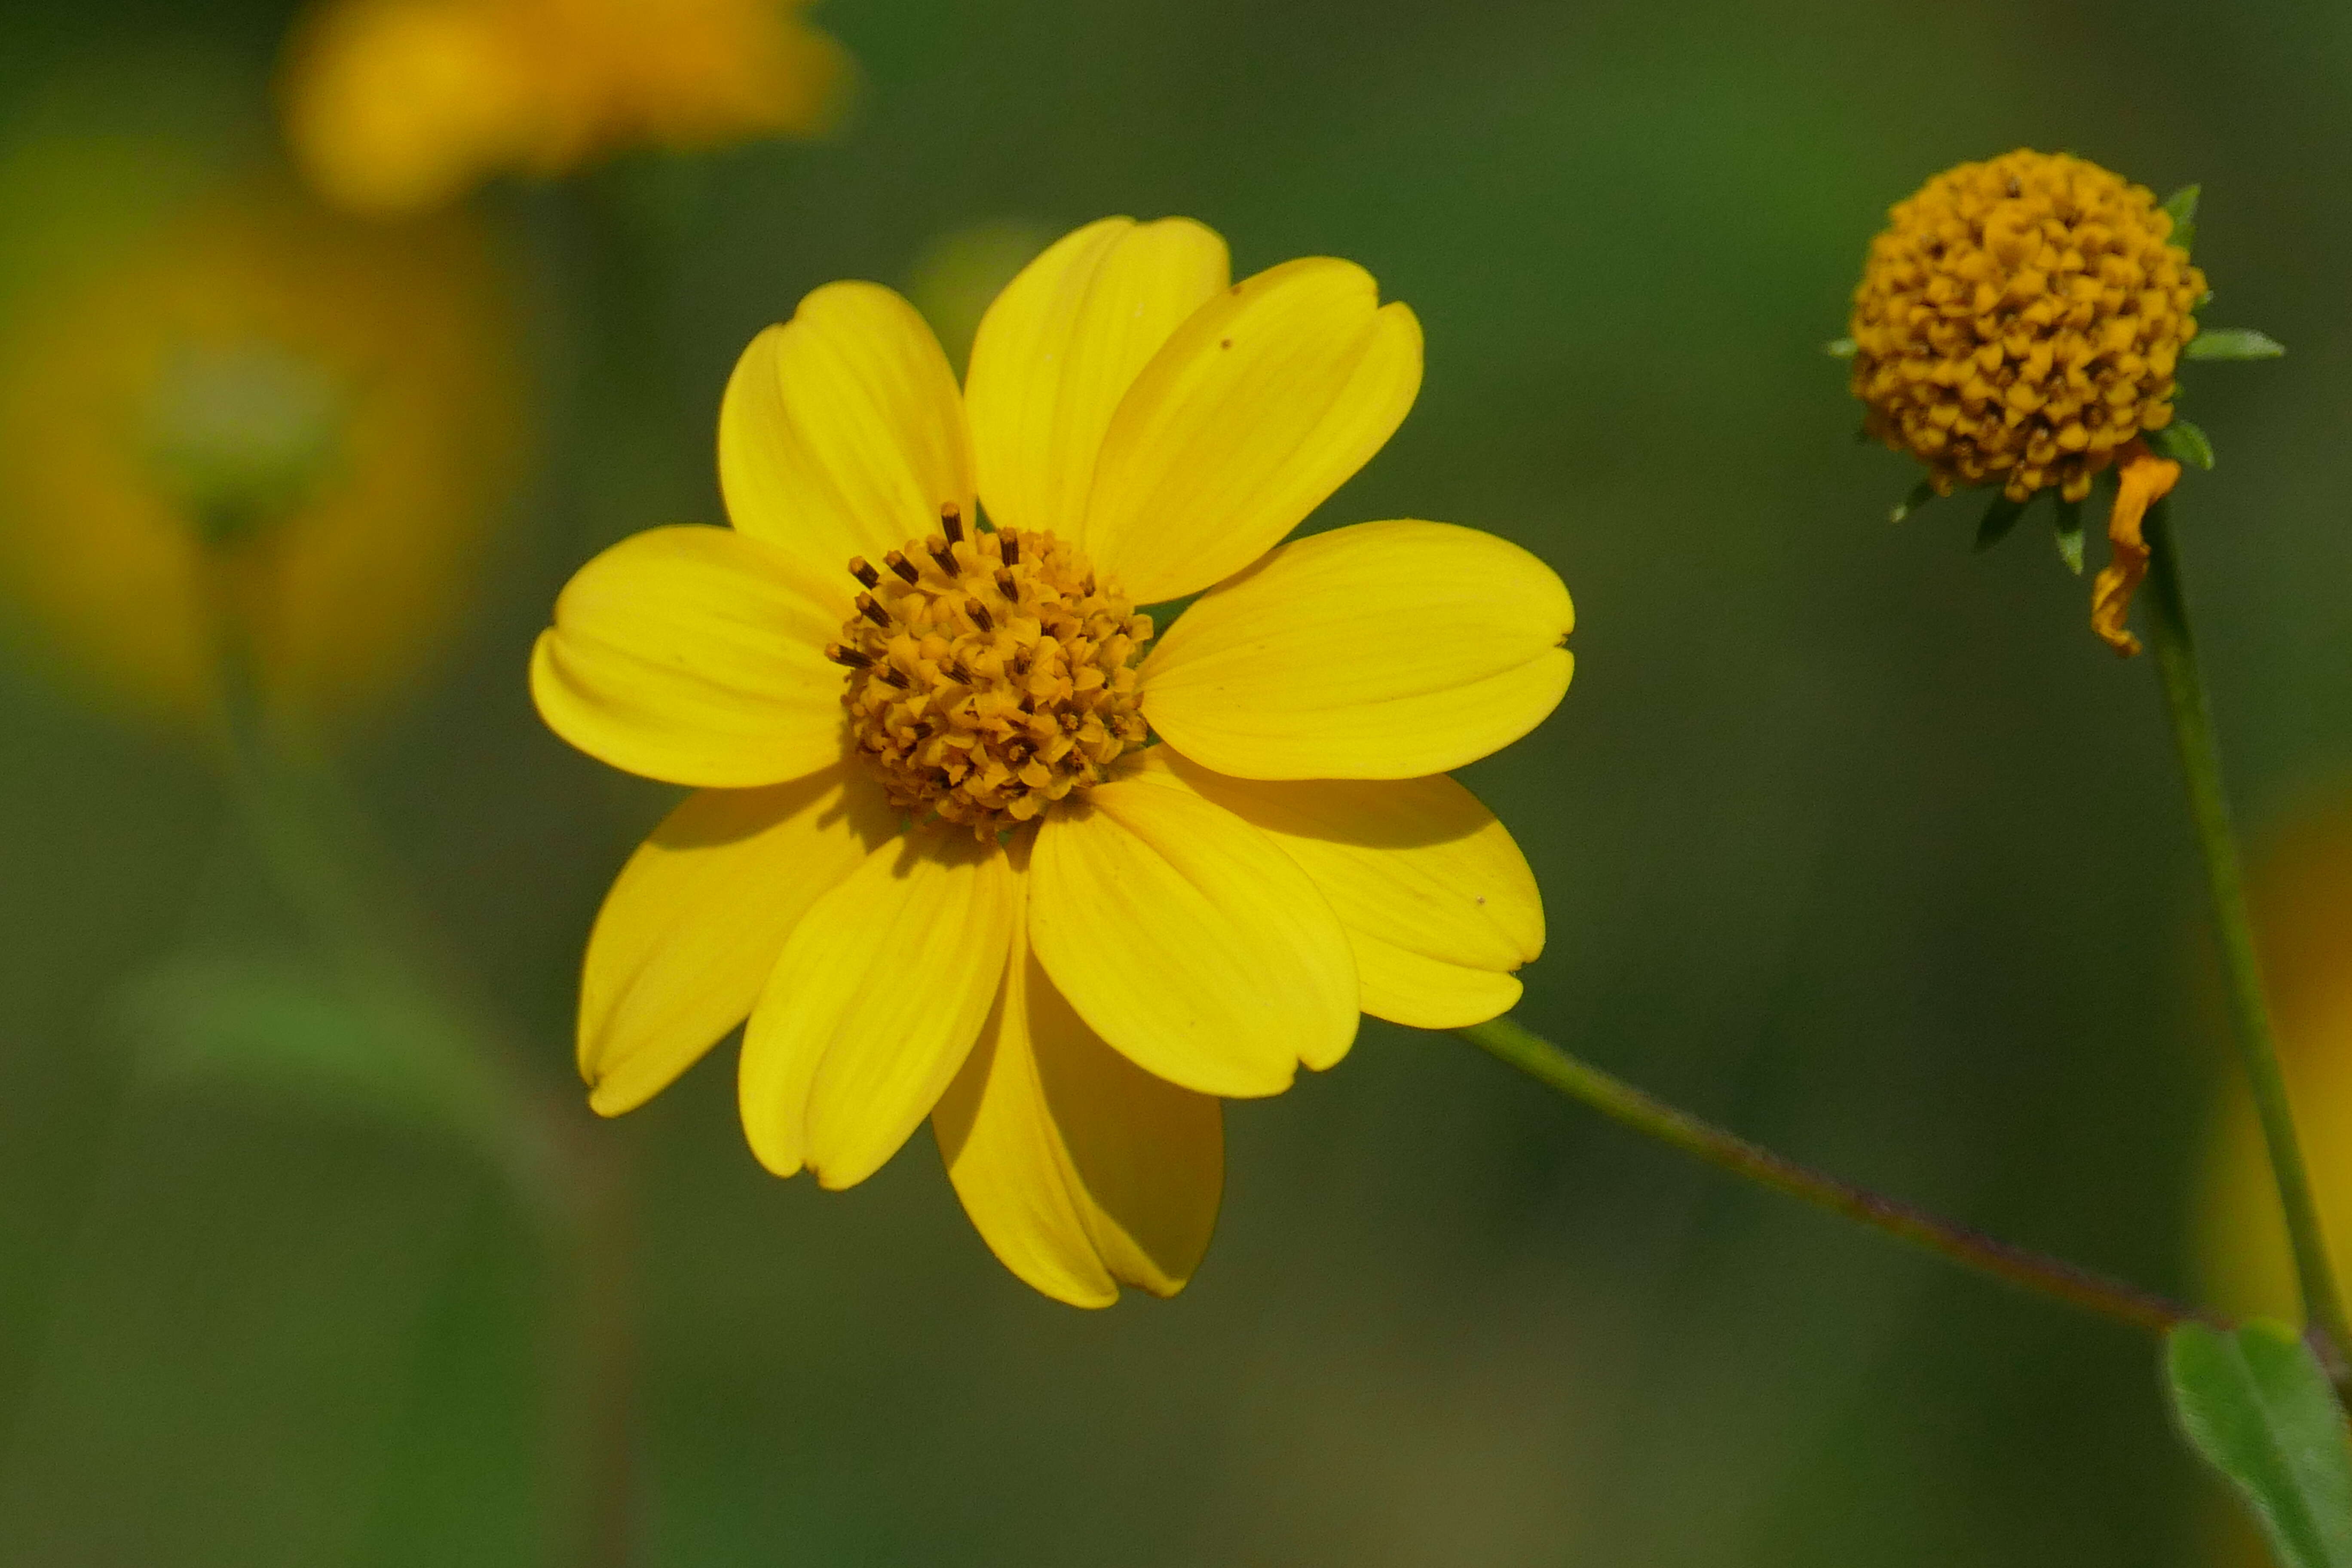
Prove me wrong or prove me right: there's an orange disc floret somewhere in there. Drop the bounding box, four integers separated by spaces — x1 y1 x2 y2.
1849 149 2205 504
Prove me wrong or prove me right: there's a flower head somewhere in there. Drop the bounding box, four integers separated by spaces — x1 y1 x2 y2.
1850 149 2205 504
281 0 851 215
0 170 525 729
532 217 1573 1305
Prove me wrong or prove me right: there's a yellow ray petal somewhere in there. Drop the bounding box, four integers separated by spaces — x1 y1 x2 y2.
718 281 975 591
738 832 1015 1188
935 857 1223 1308
1028 769 1357 1097
531 524 848 787
579 765 899 1117
1081 256 1421 604
965 216 1229 544
1161 753 1542 1029
1142 519 1572 779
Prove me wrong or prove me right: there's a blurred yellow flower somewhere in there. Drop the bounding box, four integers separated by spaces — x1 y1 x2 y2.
281 0 851 214
2196 802 2352 1325
0 174 526 729
533 216 1571 1306
2192 800 2352 1565
1850 149 2203 505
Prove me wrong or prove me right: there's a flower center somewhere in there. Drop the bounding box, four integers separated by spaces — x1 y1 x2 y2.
825 505 1152 835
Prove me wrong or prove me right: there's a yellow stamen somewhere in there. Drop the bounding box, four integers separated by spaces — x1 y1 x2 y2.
835 524 1153 836
2089 443 2182 657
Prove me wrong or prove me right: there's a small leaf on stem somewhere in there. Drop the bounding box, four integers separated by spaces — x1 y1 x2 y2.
2054 495 2086 575
2187 328 2286 361
2165 1320 2352 1568
1974 493 2028 552
2152 419 2217 471
1890 478 1937 524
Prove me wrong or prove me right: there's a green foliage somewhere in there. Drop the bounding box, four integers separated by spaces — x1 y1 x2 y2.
2166 1321 2352 1568
2152 419 2217 471
1973 492 2028 551
2187 328 2287 361
2053 495 2085 575
1889 477 1937 523
1824 336 1857 358
2164 184 2201 254
113 953 510 1159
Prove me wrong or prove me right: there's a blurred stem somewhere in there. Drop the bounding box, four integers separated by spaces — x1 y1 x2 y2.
1458 1016 2207 1336
203 588 636 1568
2143 501 2352 1387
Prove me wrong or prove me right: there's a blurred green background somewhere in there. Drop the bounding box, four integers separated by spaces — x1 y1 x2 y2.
3 0 2347 1562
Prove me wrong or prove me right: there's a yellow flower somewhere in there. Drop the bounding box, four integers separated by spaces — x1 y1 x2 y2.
0 172 525 729
1850 149 2205 505
533 217 1572 1305
2196 803 2352 1326
280 0 851 215
2193 802 2352 1565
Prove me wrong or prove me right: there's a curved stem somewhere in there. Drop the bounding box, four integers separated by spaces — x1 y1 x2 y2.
2143 500 2352 1381
1458 1016 2208 1336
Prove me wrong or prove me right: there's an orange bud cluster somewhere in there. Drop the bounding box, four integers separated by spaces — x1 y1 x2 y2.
1850 150 2206 503
828 508 1151 836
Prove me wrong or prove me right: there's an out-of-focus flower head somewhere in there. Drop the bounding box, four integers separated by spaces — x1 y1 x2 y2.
2193 797 2352 1564
2196 800 2352 1326
281 0 852 215
902 220 1060 376
0 105 527 733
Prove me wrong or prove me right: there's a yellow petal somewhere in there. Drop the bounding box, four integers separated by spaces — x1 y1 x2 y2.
717 281 975 590
738 832 1015 1188
964 216 1229 543
1142 519 1573 779
1161 754 1542 1029
1028 769 1357 1096
579 765 898 1118
934 858 1222 1308
1082 256 1422 603
531 525 848 787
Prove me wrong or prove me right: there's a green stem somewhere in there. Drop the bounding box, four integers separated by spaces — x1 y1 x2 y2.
202 588 635 1565
2142 499 2352 1381
1458 1016 2206 1336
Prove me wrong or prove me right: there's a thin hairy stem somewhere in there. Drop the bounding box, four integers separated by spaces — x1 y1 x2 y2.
1458 1016 2209 1336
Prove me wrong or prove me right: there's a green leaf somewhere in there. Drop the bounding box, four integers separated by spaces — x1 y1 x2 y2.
1889 478 1937 524
2187 328 2286 361
1823 336 1857 358
112 952 509 1156
2164 184 2201 233
2054 495 2086 575
2165 1320 2352 1568
1974 493 2028 552
2152 419 2217 471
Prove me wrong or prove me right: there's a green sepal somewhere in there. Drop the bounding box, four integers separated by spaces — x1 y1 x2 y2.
1889 478 1937 524
2151 419 2217 471
1973 492 2029 552
1824 336 1857 358
2187 328 2286 361
2164 1320 2352 1568
2163 184 2201 252
2053 495 2085 575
